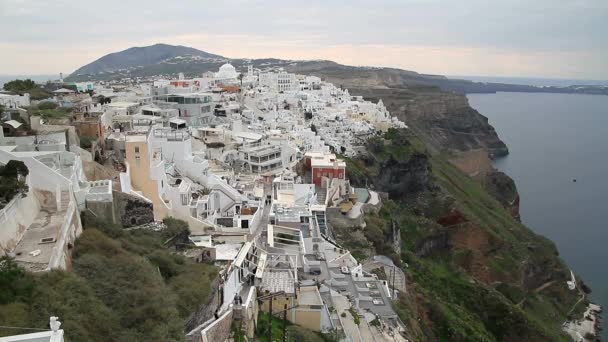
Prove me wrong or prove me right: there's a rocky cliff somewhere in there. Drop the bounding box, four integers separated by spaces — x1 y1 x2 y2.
337 128 586 341
350 87 509 158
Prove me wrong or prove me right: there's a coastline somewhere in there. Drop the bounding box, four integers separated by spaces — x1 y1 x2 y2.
563 303 602 341
468 92 608 341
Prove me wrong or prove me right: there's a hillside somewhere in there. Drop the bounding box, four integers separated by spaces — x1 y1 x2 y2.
67 44 607 95
337 129 587 341
70 43 223 77
0 217 217 341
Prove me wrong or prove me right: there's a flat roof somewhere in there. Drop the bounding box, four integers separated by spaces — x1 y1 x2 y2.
215 243 243 261
13 196 67 272
3 120 22 129
165 92 212 97
261 270 295 294
232 131 263 141
125 134 147 142
169 118 187 125
298 285 324 306
53 88 74 93
107 102 139 108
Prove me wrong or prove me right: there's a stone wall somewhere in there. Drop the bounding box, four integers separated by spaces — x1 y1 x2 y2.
201 309 233 342
86 200 115 224
111 191 153 227
0 190 41 254
185 278 221 336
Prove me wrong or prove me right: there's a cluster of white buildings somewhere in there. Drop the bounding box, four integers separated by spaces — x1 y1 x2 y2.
0 63 408 342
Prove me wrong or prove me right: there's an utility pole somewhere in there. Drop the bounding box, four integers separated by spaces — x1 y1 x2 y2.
392 265 396 298
258 291 290 342
268 296 273 342
282 303 288 342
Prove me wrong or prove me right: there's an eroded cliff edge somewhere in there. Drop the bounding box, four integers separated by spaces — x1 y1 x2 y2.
335 129 589 341
306 67 591 340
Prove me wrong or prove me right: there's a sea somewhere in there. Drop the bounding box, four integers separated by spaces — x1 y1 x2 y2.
453 75 608 87
467 90 608 338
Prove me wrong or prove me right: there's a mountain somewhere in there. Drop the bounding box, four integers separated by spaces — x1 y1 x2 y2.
67 43 608 96
70 43 223 76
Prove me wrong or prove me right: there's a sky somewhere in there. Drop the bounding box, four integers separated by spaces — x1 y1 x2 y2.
0 0 607 79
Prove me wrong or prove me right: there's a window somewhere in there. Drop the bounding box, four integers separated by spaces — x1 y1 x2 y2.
134 146 140 153
135 155 141 167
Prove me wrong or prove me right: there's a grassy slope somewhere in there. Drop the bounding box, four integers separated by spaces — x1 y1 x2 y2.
0 217 217 341
344 129 583 341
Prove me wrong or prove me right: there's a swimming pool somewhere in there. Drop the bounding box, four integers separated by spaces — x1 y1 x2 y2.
354 188 369 203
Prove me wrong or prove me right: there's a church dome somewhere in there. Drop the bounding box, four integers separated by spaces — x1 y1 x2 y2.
216 63 238 79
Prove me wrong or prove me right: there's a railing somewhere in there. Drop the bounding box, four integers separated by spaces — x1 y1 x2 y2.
0 194 22 225
153 128 189 141
47 185 81 271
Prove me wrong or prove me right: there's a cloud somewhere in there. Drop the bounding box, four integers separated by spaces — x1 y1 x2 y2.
0 0 606 78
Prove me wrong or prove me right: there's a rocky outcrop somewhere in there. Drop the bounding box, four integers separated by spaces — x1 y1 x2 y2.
351 87 509 158
415 231 449 257
373 152 432 198
483 170 521 220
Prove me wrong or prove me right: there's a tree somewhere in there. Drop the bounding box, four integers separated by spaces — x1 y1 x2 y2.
0 257 34 304
3 79 36 92
286 325 325 342
37 101 58 110
80 136 95 149
310 124 317 133
0 160 29 178
340 146 346 154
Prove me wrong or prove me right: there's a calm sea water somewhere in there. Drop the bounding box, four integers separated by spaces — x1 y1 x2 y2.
453 76 608 87
468 92 608 336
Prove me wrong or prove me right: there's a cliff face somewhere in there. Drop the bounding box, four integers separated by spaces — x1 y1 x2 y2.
348 87 509 158
339 129 583 341
483 170 521 220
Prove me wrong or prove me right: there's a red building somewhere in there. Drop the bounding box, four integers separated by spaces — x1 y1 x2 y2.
305 152 347 186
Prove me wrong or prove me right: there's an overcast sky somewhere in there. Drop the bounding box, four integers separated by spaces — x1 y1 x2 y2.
1 0 607 79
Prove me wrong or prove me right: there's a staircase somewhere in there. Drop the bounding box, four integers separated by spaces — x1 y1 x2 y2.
315 185 327 204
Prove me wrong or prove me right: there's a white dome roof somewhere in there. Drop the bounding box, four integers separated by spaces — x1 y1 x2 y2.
216 63 238 79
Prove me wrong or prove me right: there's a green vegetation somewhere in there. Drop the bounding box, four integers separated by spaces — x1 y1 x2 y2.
348 307 360 326
39 108 72 120
2 79 52 100
79 136 95 149
0 160 28 207
255 312 333 342
255 311 291 342
0 216 216 341
37 101 59 110
337 128 581 341
3 79 36 92
25 102 72 121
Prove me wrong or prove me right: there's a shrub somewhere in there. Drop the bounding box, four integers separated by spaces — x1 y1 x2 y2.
80 136 95 149
37 101 58 110
0 257 34 304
